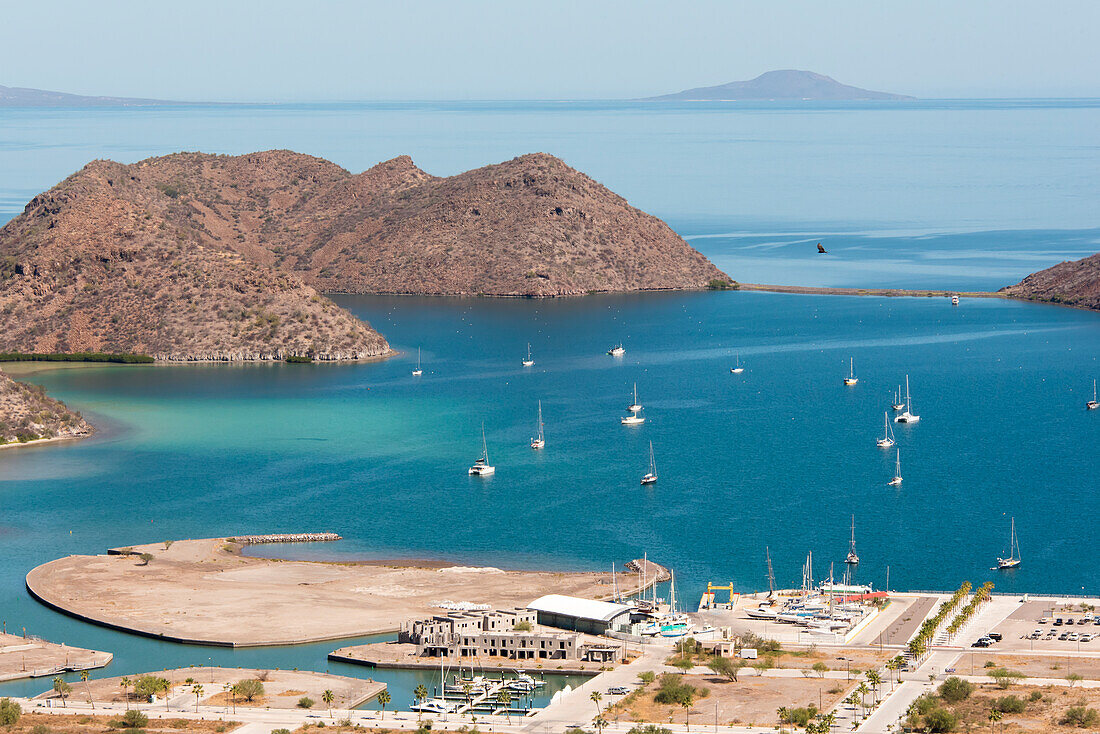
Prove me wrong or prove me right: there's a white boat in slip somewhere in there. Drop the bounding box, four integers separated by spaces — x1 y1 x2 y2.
641 441 657 485
844 358 858 386
996 517 1021 569
628 383 642 413
530 401 545 449
469 424 495 476
876 411 896 448
412 347 423 376
888 449 903 486
895 375 920 423
522 343 534 367
730 353 744 374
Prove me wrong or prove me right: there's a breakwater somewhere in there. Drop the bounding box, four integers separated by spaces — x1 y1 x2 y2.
228 532 343 544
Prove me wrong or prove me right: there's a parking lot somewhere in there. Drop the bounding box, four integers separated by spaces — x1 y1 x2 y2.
984 600 1100 654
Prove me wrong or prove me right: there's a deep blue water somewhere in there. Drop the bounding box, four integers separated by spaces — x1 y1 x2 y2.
0 100 1098 702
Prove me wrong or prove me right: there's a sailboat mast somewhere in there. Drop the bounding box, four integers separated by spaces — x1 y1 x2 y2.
766 547 776 597
481 423 489 463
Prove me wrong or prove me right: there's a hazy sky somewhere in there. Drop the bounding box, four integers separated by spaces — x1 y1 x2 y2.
4 0 1098 101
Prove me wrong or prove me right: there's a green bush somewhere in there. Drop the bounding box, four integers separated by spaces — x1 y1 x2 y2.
638 671 656 684
133 675 169 700
298 697 315 709
627 726 671 734
272 729 292 734
923 707 958 732
937 676 974 702
285 355 313 363
992 695 1025 714
0 698 21 726
989 667 1025 689
1061 706 1100 727
786 706 817 726
233 679 264 701
1028 690 1043 702
0 351 153 364
653 674 705 705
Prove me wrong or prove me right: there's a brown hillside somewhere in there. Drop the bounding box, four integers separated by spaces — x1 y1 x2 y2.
1001 253 1100 311
0 369 91 446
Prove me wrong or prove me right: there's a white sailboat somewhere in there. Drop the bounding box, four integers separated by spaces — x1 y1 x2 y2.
876 411 896 448
996 517 1021 569
607 343 625 357
627 383 642 413
845 515 859 565
730 353 744 374
888 449 903 486
895 375 920 423
640 441 657 485
522 343 534 367
621 409 645 425
1087 379 1099 410
844 358 858 386
468 424 495 476
891 386 906 411
530 401 545 449
412 347 423 376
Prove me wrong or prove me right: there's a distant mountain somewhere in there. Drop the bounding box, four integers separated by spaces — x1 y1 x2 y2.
1001 252 1100 310
646 70 914 101
0 84 182 107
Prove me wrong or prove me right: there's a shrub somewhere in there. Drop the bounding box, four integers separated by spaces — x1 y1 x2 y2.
812 661 828 677
233 679 264 701
272 730 292 734
923 707 958 732
989 667 1025 689
938 676 974 702
653 674 705 705
638 671 655 684
706 655 744 681
786 706 817 727
627 727 671 734
1061 706 1100 727
0 698 21 726
1028 690 1043 702
31 725 49 734
285 355 313 363
298 697 315 708
739 633 781 653
991 695 1025 714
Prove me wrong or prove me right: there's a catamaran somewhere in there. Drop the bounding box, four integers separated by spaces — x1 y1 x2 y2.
522 343 534 367
468 424 495 476
876 411 896 448
641 441 657 485
607 343 625 357
530 401 545 449
412 347 423 376
627 383 642 413
895 375 920 423
996 517 1022 569
844 358 858 386
845 515 859 565
730 353 744 374
888 449 903 486
891 386 906 411
1088 379 1099 410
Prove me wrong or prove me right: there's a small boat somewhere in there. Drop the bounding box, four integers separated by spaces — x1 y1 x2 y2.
745 607 778 620
845 515 859 565
1088 379 1099 410
412 347 423 376
621 410 645 426
730 353 744 374
627 383 642 413
951 295 960 306
640 441 657 485
895 375 920 423
891 386 906 411
411 698 460 714
469 424 495 476
843 358 858 386
876 411 896 448
888 449 903 486
530 401 545 449
608 344 625 357
522 343 534 367
996 517 1021 569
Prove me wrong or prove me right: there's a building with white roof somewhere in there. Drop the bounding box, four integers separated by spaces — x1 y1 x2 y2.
527 594 634 635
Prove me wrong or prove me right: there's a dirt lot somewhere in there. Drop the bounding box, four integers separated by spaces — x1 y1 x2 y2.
7 712 239 734
26 538 640 645
35 667 384 710
0 632 111 682
605 673 854 728
953 652 1100 680
928 683 1100 733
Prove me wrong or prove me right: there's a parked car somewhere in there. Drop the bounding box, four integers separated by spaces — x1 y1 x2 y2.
971 638 992 648
988 632 1003 641
1054 618 1064 626
607 686 630 695
1039 616 1052 623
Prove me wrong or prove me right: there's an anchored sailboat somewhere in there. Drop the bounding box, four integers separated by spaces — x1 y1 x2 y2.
412 347 423 376
530 401 545 449
876 411 896 448
628 383 642 413
1087 379 1099 410
607 343 625 357
845 515 859 565
641 441 657 485
468 424 495 476
996 517 1021 569
891 386 906 411
522 343 534 367
730 353 744 374
844 358 858 386
895 375 920 423
888 449 903 486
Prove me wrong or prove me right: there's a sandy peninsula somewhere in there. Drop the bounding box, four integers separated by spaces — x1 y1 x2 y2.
0 631 111 682
26 537 648 647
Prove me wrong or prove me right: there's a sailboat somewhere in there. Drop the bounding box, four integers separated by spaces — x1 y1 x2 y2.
607 343 625 357
640 441 657 485
1087 379 1099 410
468 424 495 476
412 347 423 376
658 570 692 638
887 449 903 486
730 353 744 374
627 383 642 413
996 517 1021 569
522 343 534 368
891 386 906 411
621 408 645 426
876 411 896 448
844 358 858 386
895 375 920 423
530 401 545 449
845 515 859 565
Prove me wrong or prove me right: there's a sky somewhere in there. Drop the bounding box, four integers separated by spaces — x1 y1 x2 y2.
3 0 1099 101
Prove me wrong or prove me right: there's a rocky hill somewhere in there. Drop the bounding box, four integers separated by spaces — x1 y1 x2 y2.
0 154 391 361
0 84 179 107
647 70 912 101
1001 253 1100 310
0 369 91 446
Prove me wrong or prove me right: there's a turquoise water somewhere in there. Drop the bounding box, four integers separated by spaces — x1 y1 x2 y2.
0 100 1098 701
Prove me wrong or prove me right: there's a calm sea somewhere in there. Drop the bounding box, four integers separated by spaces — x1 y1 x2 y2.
0 100 1097 701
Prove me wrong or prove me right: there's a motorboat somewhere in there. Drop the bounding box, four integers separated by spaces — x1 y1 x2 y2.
411 698 460 714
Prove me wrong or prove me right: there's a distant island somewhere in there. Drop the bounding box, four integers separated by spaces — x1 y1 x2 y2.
645 70 914 101
0 84 183 107
0 151 728 362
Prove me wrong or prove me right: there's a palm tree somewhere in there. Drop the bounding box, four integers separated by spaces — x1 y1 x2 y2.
461 681 474 719
988 708 1002 733
590 690 603 717
194 684 203 712
776 706 789 733
53 676 70 707
414 684 428 722
497 689 512 721
594 716 608 734
322 689 334 718
866 670 882 704
377 690 390 720
120 676 131 702
856 683 870 717
681 700 692 731
80 670 95 709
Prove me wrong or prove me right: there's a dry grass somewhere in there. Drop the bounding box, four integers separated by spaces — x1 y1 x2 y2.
10 712 239 734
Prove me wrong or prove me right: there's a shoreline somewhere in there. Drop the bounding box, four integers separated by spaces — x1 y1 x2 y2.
0 431 91 451
736 283 1003 299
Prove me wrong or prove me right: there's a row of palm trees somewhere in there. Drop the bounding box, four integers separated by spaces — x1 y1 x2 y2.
946 581 995 636
909 581 972 659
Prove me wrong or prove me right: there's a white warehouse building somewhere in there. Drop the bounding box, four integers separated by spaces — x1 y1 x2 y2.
527 594 634 635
